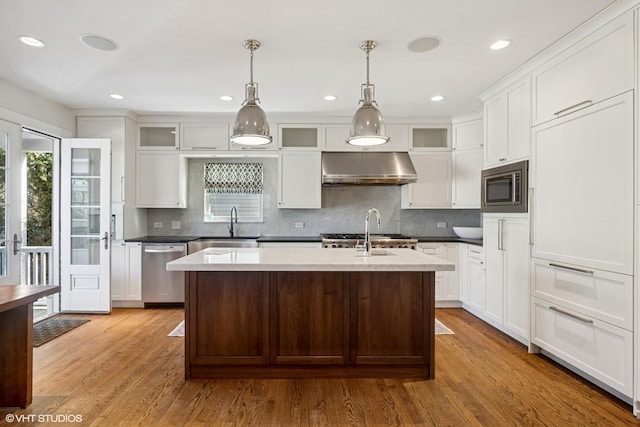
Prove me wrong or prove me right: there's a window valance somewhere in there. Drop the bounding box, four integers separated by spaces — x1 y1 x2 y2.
204 162 263 194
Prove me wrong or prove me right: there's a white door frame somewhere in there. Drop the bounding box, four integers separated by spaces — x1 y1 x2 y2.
0 119 23 285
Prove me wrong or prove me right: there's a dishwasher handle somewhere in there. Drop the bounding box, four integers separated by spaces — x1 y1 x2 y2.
144 247 185 254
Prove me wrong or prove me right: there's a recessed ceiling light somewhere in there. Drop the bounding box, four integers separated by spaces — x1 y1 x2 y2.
324 95 337 101
490 40 511 50
80 34 119 51
431 95 445 102
110 94 125 100
407 36 441 53
220 95 234 101
18 35 45 48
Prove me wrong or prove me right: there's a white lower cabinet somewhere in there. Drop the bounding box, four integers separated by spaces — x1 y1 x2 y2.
531 258 632 330
417 243 459 306
111 241 142 307
461 244 486 313
463 245 487 312
531 296 632 397
277 151 321 208
479 214 529 344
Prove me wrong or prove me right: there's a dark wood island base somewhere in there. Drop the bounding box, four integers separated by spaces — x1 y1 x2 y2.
184 271 435 379
0 285 60 407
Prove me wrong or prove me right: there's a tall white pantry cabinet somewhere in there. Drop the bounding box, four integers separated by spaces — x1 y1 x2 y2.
477 2 639 412
529 13 634 400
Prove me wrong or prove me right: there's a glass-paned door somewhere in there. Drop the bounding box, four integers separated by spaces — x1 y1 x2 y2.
0 120 22 285
60 139 111 312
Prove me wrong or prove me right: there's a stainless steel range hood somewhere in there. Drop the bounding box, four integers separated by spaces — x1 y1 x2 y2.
321 152 417 185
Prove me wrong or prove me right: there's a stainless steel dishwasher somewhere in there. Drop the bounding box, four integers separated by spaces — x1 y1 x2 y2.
141 243 187 305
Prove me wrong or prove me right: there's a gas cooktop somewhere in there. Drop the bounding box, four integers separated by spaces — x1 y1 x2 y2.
320 233 414 240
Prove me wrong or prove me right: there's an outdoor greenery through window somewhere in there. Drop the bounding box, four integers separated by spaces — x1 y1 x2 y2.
203 162 263 223
26 152 53 246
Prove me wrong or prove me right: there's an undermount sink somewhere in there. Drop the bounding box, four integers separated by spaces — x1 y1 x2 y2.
187 238 258 253
355 249 397 257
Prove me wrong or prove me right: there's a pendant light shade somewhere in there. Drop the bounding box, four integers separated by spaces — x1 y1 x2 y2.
346 40 389 146
231 40 272 146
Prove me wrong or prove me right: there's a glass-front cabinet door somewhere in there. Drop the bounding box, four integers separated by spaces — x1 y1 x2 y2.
60 138 111 312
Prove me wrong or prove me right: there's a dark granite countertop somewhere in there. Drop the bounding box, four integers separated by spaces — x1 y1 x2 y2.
125 235 322 243
256 236 322 243
124 236 201 243
126 235 481 245
415 236 483 246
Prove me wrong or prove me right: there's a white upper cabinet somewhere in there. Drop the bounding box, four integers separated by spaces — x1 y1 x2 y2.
180 123 229 151
379 125 409 151
278 124 320 150
137 123 179 150
409 125 451 151
452 148 482 209
401 152 451 209
452 118 483 151
451 118 483 208
278 151 321 208
484 76 530 167
531 92 633 275
531 13 633 126
135 151 187 208
322 124 351 151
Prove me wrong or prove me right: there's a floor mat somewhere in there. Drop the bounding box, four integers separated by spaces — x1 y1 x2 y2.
33 318 90 347
435 318 454 334
168 320 184 337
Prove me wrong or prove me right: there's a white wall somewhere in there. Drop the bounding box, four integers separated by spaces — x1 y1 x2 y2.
0 78 75 137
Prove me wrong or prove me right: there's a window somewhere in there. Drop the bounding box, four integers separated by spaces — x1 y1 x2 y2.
203 162 263 223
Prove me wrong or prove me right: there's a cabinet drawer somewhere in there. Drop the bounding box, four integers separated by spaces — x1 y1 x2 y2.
531 297 632 397
467 245 484 259
531 258 632 330
531 13 633 126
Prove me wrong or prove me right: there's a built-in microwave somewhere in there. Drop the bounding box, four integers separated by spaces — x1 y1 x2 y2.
481 160 528 213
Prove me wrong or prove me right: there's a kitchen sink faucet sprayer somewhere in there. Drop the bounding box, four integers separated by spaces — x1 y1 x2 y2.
229 206 238 237
364 208 381 257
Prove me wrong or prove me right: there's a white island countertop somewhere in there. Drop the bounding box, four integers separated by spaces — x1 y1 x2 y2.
166 247 454 272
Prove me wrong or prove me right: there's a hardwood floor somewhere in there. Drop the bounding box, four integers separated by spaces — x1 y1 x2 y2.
1 308 637 426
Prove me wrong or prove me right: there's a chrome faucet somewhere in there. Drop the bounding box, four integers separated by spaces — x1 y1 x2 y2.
364 208 381 257
228 206 238 237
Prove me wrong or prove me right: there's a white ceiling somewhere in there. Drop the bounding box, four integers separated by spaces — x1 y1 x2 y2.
0 0 617 119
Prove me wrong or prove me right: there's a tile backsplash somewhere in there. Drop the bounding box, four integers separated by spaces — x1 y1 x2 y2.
145 158 481 237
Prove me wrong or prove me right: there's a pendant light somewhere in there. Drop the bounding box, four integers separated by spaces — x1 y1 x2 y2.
230 39 272 146
346 40 389 146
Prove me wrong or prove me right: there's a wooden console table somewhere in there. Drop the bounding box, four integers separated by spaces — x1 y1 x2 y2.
0 285 59 408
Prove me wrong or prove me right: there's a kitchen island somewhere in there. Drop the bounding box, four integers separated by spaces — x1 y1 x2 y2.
167 247 453 380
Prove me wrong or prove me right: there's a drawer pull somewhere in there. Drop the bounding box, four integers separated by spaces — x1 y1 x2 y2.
549 306 594 324
553 100 593 117
548 263 594 275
